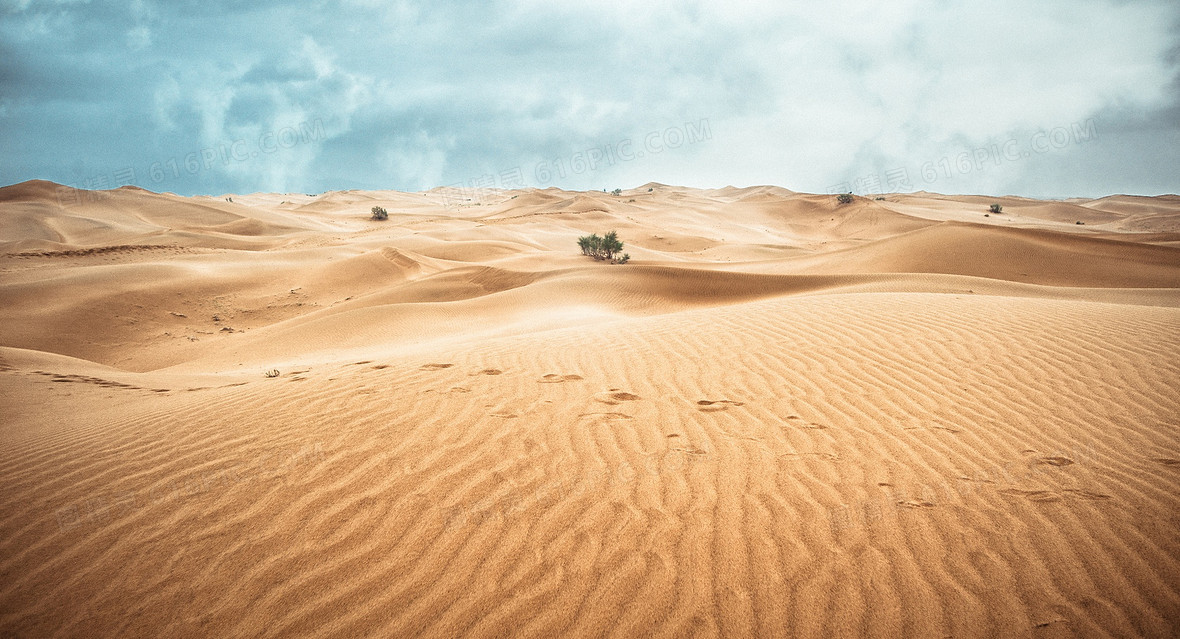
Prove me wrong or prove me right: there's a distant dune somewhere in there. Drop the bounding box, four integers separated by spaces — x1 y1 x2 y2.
2 181 1178 637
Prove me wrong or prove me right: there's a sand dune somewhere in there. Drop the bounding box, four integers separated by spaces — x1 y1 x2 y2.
2 181 1179 637
792 223 1180 287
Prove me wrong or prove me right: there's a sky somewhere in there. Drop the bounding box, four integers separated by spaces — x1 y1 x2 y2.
1 0 1178 198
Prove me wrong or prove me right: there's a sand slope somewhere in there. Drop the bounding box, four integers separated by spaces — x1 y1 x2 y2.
2 182 1179 637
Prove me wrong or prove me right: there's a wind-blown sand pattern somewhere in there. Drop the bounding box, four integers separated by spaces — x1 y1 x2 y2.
2 180 1179 637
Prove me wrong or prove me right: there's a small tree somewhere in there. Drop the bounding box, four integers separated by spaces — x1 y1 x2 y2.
611 188 622 196
602 230 622 261
578 233 598 257
837 193 853 204
371 206 389 220
577 230 628 263
989 203 1002 214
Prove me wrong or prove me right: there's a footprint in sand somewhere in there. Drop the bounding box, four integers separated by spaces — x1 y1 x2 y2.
901 423 961 434
539 373 584 383
371 364 390 370
779 452 840 462
1152 458 1180 467
473 368 503 376
1000 488 1109 503
594 390 641 405
46 373 151 391
783 415 827 429
449 386 471 394
696 399 745 412
420 363 454 371
1000 488 1063 503
490 412 518 419
1037 456 1074 467
579 412 633 420
897 499 936 509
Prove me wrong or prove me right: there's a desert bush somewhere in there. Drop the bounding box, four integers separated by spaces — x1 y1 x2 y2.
265 369 280 378
837 193 853 204
989 203 1002 214
611 188 622 196
371 206 388 220
577 230 627 263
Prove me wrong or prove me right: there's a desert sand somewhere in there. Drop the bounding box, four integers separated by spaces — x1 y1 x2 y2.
1 179 1179 637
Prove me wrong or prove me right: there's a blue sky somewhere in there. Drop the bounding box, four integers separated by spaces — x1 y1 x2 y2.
2 0 1177 197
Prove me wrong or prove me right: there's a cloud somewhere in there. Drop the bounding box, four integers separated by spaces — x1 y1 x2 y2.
0 0 1176 197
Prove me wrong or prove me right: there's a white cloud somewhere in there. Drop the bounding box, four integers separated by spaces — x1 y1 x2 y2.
125 25 151 50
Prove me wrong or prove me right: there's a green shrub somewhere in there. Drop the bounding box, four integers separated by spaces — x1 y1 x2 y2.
577 230 628 263
611 188 622 196
371 206 388 220
989 203 1002 214
837 193 853 204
